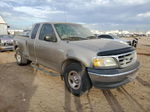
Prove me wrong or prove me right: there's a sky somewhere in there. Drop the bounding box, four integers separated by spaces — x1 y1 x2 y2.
0 0 150 32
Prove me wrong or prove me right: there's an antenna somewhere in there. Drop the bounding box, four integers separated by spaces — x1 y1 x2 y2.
63 5 67 22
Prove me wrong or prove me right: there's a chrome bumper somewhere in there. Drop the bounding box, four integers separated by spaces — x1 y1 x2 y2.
88 61 140 88
0 46 14 51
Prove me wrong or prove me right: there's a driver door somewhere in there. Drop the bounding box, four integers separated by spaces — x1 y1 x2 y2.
35 23 60 71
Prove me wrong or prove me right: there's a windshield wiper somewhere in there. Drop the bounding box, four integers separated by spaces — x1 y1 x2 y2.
62 36 87 41
86 36 97 39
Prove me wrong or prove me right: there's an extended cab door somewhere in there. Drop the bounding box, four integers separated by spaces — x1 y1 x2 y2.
26 24 40 62
35 23 61 71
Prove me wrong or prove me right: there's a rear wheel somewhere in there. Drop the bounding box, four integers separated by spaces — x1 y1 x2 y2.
64 63 92 96
15 48 31 66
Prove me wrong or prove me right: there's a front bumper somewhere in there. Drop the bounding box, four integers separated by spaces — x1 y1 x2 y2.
0 46 14 52
88 61 140 89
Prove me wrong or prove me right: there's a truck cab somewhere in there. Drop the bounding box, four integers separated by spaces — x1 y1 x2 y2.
14 22 140 96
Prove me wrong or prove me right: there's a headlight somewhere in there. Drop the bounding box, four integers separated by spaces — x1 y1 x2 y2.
93 57 118 68
0 40 5 46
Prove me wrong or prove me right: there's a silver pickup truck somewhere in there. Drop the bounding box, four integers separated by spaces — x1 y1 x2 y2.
14 22 140 96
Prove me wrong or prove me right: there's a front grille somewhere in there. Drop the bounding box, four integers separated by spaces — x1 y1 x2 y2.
117 51 136 68
4 42 13 46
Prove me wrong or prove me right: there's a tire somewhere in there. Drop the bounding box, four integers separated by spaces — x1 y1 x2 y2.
15 48 31 66
64 63 92 96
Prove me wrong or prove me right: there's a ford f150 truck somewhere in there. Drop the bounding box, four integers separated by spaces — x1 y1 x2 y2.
14 22 140 96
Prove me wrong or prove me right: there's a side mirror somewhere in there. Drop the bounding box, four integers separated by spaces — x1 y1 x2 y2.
44 35 51 41
44 35 56 42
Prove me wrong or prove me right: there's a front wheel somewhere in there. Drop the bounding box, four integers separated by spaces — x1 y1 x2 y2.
15 48 31 66
64 63 92 96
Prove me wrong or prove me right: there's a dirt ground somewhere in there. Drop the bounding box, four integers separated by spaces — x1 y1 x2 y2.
0 37 150 112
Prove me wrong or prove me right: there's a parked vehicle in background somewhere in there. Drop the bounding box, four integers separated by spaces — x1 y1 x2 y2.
98 34 138 48
0 35 14 51
18 30 31 37
14 22 140 96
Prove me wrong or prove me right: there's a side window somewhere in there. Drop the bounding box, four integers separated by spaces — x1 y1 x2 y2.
39 24 56 42
31 24 40 39
98 35 113 39
105 35 113 39
98 35 106 38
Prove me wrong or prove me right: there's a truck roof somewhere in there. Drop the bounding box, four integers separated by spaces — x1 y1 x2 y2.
34 22 81 25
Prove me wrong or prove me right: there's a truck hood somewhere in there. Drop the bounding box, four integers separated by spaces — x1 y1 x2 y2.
70 39 130 52
115 38 131 42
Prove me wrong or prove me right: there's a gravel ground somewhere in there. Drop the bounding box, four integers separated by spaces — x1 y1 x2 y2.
0 37 150 112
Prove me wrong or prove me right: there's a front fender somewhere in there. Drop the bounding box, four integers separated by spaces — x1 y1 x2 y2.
66 49 94 67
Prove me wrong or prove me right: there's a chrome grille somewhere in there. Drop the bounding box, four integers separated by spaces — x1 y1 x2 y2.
4 42 13 46
117 51 136 68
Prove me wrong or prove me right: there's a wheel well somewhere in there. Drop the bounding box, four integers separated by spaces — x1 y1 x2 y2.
61 59 85 74
14 45 18 50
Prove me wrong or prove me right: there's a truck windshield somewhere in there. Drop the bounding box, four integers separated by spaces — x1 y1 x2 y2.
54 23 96 41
